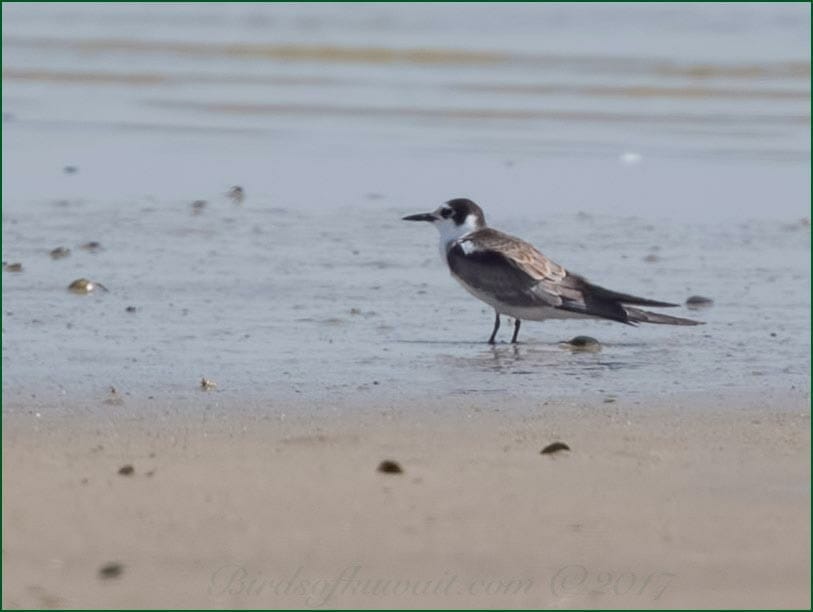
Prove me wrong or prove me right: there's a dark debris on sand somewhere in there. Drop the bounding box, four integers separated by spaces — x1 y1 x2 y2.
563 336 601 351
377 460 403 474
540 442 571 455
686 295 714 309
98 562 124 580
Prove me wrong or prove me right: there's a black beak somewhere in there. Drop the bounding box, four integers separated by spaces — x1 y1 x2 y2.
402 212 436 222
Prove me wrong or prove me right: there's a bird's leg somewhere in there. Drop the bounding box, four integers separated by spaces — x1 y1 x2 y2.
488 311 501 344
511 318 522 344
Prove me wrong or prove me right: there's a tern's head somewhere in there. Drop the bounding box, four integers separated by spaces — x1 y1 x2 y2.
402 198 486 242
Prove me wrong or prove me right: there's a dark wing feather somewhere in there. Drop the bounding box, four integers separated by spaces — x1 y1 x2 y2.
446 244 558 308
447 244 631 323
581 284 678 308
447 229 690 325
545 274 633 323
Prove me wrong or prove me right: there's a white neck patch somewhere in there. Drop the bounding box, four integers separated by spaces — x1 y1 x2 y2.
435 213 481 252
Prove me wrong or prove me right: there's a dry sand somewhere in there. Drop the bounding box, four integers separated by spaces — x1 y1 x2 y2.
2 390 810 609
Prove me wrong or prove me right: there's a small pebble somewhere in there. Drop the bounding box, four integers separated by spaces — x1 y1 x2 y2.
540 442 571 455
117 464 134 476
191 200 207 213
68 278 108 294
63 165 78 174
125 306 137 313
50 247 71 260
103 387 124 407
643 253 659 263
377 460 403 474
98 562 123 579
79 241 102 252
3 262 23 272
562 336 601 352
686 295 713 309
227 185 244 204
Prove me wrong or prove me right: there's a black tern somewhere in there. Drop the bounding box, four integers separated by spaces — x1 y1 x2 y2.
403 198 702 344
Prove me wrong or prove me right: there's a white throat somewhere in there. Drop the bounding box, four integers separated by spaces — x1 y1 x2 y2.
436 214 482 253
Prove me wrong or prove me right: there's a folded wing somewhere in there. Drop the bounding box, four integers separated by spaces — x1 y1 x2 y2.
447 229 699 325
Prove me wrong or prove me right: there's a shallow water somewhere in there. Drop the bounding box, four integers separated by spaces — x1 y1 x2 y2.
2 3 810 412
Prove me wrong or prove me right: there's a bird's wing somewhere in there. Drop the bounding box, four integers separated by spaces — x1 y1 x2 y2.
446 229 570 308
448 229 659 324
471 229 568 284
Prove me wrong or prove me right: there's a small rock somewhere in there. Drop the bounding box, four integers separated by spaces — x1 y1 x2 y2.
377 460 403 474
3 262 23 272
191 200 207 213
540 442 571 455
98 562 123 579
79 241 102 252
125 306 137 313
200 377 217 391
68 278 108 294
103 387 124 407
562 336 601 352
643 253 659 263
227 185 244 204
50 247 71 260
117 464 134 476
63 165 78 174
686 295 713 309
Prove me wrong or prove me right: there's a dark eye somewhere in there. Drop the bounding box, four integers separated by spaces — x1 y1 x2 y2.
440 208 452 218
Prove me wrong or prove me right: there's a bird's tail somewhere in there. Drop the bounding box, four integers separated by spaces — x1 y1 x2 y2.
589 284 678 308
624 306 703 326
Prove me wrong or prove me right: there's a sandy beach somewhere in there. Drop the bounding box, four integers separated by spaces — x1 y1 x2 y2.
3 3 810 609
3 390 809 609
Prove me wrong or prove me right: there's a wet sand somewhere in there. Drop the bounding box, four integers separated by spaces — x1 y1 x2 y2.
3 390 809 609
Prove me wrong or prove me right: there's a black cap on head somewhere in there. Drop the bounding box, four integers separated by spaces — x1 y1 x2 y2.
444 198 485 227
